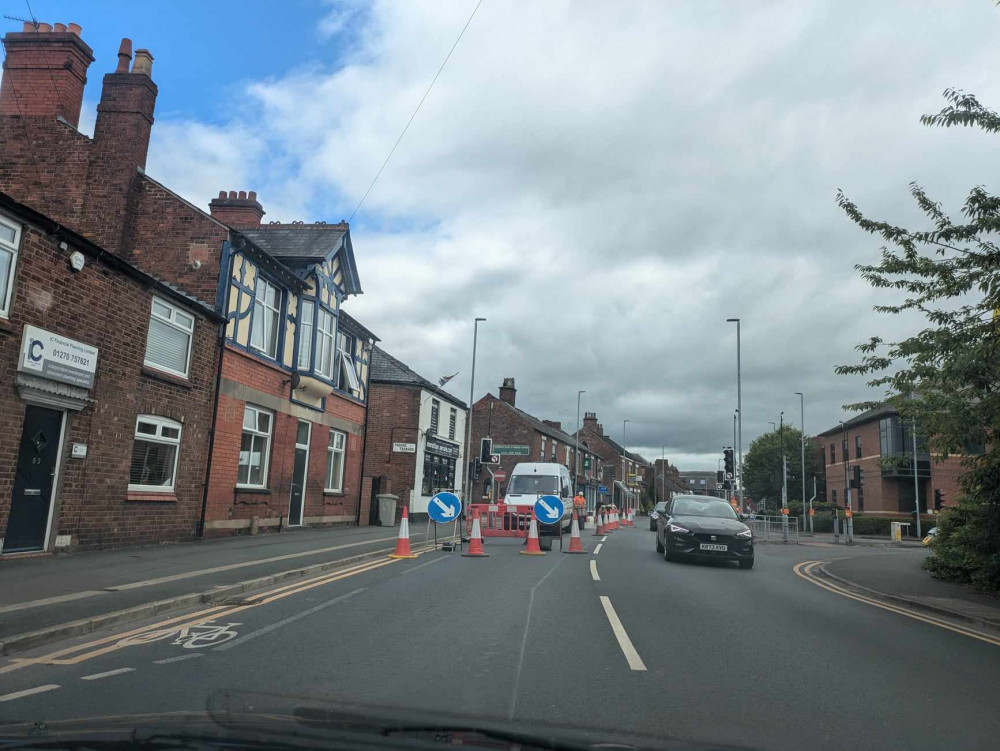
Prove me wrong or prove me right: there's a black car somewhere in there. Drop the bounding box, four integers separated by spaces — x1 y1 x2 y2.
656 495 754 569
649 501 668 530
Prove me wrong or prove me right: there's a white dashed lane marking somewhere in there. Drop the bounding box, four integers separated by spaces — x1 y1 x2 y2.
154 653 205 665
0 684 61 702
590 560 601 581
599 596 647 671
593 543 603 555
81 667 136 681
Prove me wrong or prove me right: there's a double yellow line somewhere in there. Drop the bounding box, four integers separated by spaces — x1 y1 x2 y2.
2 544 434 674
794 560 1000 648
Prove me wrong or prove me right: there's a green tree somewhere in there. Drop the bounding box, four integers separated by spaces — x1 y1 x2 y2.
742 427 815 512
836 89 1000 591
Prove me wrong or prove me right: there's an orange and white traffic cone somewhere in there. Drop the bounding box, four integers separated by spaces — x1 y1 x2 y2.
462 508 489 557
565 509 586 554
593 510 605 536
611 507 619 530
520 515 546 556
388 506 419 559
624 509 633 527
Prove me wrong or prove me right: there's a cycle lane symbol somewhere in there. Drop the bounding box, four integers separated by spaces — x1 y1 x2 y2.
117 623 241 650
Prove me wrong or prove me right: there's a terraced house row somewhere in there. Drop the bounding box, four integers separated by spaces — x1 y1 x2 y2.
0 22 466 555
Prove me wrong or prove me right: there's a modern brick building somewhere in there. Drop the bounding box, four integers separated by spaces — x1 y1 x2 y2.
0 191 223 553
816 404 969 515
470 378 602 511
576 412 644 509
363 347 467 521
0 23 377 541
677 470 723 497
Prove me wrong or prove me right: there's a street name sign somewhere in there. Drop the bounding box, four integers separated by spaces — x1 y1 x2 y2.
534 495 563 525
428 491 462 523
392 442 416 453
494 445 529 455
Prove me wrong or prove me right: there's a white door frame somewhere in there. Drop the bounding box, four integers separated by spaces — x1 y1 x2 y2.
288 420 311 526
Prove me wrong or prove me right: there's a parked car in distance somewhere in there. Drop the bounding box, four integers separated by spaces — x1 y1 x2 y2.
649 501 668 531
656 495 754 569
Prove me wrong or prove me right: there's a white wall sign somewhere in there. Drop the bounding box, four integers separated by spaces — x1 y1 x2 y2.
392 442 417 454
71 443 88 458
18 325 99 389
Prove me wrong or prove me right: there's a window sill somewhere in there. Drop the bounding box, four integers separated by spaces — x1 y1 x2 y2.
235 486 272 494
126 491 178 503
323 490 345 497
142 366 192 389
0 316 15 336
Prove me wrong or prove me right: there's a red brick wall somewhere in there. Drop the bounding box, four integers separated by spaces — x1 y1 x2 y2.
0 217 219 551
203 346 366 534
363 382 420 505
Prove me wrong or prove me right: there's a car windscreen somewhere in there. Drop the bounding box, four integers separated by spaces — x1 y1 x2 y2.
507 474 559 495
671 498 738 520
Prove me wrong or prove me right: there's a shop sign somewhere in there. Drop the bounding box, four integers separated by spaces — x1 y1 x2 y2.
425 436 460 458
18 325 98 389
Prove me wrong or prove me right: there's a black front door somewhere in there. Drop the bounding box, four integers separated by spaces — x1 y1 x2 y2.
5 406 63 553
288 421 310 527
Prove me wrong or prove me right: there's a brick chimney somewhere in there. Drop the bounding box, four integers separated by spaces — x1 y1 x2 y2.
81 38 158 254
499 377 516 406
583 411 600 433
209 190 265 226
542 420 562 431
0 22 94 128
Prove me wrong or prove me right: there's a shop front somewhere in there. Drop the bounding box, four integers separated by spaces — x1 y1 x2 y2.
422 435 461 498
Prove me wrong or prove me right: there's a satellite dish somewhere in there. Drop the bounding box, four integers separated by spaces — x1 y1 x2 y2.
290 371 303 390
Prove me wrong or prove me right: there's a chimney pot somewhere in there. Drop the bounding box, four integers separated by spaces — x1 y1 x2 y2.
248 191 257 201
115 38 132 73
218 190 227 199
22 21 33 31
54 23 66 32
37 22 52 32
131 48 153 77
238 190 247 200
228 191 237 199
498 377 517 407
209 190 266 227
67 23 82 36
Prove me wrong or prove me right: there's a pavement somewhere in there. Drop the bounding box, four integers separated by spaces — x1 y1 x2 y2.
1 525 999 750
0 522 450 654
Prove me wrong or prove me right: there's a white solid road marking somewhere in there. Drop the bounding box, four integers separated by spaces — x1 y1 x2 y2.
593 543 603 555
154 653 205 665
400 556 447 575
0 684 61 702
81 667 136 681
599 596 647 671
0 590 103 615
590 560 601 581
601 536 608 542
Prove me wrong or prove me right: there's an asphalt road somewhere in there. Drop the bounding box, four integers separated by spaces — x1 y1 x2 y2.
1 526 998 750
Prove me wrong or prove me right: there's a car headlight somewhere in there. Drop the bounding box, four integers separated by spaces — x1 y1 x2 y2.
668 523 691 534
736 528 752 539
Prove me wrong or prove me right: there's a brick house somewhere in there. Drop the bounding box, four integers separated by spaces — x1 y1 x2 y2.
816 404 970 515
0 191 223 553
0 23 378 539
363 347 467 521
469 378 601 511
576 412 644 509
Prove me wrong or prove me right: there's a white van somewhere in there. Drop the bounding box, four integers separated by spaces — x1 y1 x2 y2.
504 462 574 539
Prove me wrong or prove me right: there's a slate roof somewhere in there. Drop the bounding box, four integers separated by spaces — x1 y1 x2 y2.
238 224 348 259
492 397 597 456
370 347 466 409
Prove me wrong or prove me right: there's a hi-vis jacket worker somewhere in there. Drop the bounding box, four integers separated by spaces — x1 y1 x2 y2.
573 491 586 510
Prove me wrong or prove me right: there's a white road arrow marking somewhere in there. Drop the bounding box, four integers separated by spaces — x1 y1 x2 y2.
433 498 456 517
537 499 558 519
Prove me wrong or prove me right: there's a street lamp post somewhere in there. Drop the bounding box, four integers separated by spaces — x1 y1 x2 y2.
726 319 743 512
794 392 805 535
462 317 486 505
575 389 585 497
661 445 667 504
622 419 630 514
840 420 854 543
732 410 738 503
780 412 788 541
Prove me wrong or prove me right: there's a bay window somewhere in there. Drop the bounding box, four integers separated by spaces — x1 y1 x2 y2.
250 277 280 358
297 300 314 370
316 308 336 379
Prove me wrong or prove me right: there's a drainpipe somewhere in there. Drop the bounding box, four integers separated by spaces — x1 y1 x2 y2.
198 321 227 538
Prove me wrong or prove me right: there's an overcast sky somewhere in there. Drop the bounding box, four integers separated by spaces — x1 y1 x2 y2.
57 0 1000 468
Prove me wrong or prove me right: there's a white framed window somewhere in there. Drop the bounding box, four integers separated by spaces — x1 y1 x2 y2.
316 307 336 379
430 399 440 435
129 415 182 492
326 429 347 492
297 299 314 370
565 445 570 464
0 214 21 318
336 331 360 391
238 404 273 487
540 437 546 460
448 407 457 440
250 277 280 358
144 297 194 378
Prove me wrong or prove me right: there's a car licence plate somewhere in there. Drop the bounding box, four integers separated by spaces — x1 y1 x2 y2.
699 543 728 552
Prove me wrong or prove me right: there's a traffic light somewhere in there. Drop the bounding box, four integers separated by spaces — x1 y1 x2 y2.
472 457 482 481
934 489 944 510
717 470 725 485
724 448 734 476
479 437 493 464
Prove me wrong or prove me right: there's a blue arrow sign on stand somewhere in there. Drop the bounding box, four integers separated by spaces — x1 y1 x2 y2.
534 495 563 525
428 492 462 523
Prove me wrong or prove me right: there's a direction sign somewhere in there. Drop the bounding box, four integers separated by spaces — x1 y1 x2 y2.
493 469 507 483
494 445 529 456
428 491 462 523
534 495 563 525
598 485 609 494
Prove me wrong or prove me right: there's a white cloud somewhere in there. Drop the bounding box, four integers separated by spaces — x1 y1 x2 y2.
145 0 1000 469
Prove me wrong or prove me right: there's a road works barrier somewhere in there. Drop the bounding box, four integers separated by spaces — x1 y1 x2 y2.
747 515 800 543
464 502 534 539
